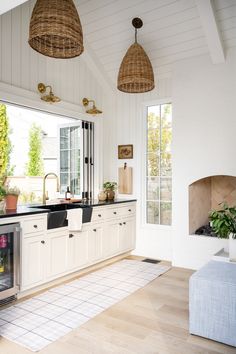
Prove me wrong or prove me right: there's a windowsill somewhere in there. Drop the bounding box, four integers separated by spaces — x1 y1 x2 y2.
141 223 172 231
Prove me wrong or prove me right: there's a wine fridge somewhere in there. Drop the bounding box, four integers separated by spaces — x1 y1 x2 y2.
0 223 20 303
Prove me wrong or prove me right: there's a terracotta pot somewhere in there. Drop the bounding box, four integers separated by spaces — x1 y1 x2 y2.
106 190 115 200
5 195 18 210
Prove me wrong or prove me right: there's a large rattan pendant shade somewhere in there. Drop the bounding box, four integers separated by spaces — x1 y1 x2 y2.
117 18 154 93
28 0 83 59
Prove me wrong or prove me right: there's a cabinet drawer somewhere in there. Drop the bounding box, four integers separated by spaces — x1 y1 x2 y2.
106 207 122 219
22 218 46 235
119 204 136 217
91 208 105 222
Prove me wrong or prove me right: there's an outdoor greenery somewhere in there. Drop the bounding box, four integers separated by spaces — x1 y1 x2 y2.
0 186 6 201
0 104 14 183
147 104 172 225
26 123 44 176
209 203 236 239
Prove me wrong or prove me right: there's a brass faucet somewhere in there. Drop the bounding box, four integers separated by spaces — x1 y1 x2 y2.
42 173 60 204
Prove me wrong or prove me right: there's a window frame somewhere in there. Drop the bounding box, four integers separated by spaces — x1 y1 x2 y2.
58 122 84 198
142 99 172 230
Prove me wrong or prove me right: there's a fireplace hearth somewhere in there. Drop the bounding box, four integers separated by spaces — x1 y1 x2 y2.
189 175 236 235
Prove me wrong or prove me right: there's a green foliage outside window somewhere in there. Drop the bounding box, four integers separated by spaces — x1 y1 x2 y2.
0 104 14 183
26 123 44 176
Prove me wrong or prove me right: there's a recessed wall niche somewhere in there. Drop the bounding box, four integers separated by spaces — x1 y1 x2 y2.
189 175 236 235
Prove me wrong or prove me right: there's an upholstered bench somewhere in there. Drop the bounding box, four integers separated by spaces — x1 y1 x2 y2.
189 260 236 347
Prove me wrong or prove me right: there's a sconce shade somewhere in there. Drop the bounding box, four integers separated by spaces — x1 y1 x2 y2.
29 0 83 59
117 43 154 93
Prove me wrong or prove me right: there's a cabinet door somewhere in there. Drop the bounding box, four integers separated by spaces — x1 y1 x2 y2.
21 234 45 289
119 217 136 252
46 231 68 279
88 226 103 263
67 230 89 271
103 222 120 258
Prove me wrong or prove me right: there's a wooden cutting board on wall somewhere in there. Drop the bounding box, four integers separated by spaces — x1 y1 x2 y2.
118 166 133 194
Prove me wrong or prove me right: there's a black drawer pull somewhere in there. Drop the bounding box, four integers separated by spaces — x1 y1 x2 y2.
69 234 74 238
113 211 117 214
123 222 126 225
98 214 102 217
41 240 45 244
128 209 132 212
33 225 38 228
119 223 122 226
93 229 97 232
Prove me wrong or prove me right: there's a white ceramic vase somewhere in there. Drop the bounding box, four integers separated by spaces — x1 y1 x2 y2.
229 233 236 262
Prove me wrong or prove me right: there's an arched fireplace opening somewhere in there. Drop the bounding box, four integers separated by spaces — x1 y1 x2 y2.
189 175 236 236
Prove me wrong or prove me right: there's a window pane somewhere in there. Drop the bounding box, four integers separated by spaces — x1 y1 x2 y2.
60 128 69 149
160 202 172 225
147 129 160 153
147 153 159 177
160 178 172 201
147 177 159 200
60 151 69 172
161 104 172 126
161 128 171 153
70 126 80 150
70 173 80 195
60 173 69 192
148 106 160 129
160 152 171 176
147 201 159 224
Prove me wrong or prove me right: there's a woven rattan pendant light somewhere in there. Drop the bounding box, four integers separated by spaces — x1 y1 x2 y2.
29 0 83 59
117 18 154 93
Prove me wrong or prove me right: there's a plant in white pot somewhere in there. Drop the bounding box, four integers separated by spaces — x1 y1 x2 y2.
209 203 236 262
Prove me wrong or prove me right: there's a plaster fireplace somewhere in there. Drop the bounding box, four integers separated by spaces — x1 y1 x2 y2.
189 175 236 235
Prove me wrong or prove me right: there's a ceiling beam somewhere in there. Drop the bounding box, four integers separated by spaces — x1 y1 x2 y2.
196 0 225 64
0 0 28 15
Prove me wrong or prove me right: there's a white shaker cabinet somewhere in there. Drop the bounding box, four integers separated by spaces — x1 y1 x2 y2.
67 230 89 271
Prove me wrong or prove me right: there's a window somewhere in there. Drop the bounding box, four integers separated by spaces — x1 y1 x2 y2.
0 102 94 204
146 103 172 225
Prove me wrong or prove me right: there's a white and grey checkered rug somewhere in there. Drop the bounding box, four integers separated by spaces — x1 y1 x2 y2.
0 259 170 351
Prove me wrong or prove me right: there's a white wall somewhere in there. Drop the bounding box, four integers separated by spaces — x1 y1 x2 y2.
172 48 236 269
104 48 236 269
0 0 109 194
103 78 173 262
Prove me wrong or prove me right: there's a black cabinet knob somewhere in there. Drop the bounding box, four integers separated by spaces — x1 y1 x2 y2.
128 209 131 212
69 234 74 238
98 214 101 217
119 223 122 226
123 222 126 225
34 225 38 228
41 240 45 244
113 211 117 214
93 229 97 232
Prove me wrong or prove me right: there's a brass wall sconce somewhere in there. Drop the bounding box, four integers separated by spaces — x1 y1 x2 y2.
38 83 61 103
82 97 102 115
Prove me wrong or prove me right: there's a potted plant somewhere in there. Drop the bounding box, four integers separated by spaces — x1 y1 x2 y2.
0 186 6 210
5 186 20 210
103 181 117 201
209 203 236 261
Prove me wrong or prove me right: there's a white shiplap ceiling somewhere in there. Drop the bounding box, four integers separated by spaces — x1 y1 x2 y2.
0 0 235 88
75 0 236 86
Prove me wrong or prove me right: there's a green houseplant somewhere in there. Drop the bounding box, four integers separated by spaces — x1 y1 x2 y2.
209 203 236 261
5 186 20 210
0 186 6 210
103 181 117 200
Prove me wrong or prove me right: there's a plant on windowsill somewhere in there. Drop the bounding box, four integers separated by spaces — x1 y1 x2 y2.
0 186 6 210
103 181 117 201
209 203 236 262
5 186 20 211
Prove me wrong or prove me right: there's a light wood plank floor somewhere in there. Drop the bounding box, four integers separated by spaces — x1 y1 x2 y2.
1 257 236 354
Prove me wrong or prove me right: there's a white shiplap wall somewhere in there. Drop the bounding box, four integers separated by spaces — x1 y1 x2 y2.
0 0 105 108
103 78 173 261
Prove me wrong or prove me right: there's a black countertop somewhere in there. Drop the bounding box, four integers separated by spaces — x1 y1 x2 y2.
0 199 137 219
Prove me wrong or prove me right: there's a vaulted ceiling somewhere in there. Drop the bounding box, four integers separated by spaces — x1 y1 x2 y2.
1 0 236 88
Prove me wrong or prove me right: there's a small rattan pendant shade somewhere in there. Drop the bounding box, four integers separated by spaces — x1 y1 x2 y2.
28 0 83 59
117 43 154 93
